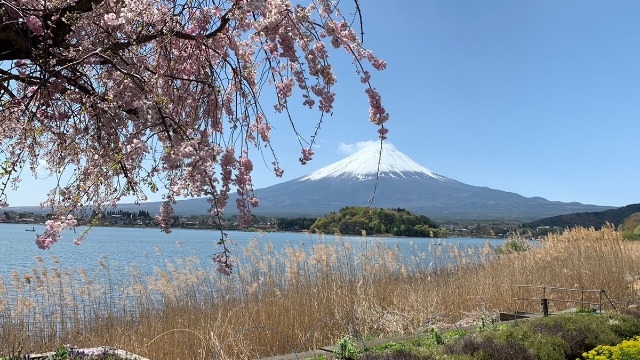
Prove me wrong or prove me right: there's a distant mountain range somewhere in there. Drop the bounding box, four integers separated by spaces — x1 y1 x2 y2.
234 144 612 221
6 143 614 221
525 203 640 229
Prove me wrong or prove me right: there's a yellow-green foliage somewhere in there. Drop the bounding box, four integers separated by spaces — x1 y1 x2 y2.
619 213 640 232
620 213 640 240
582 335 640 360
309 206 446 237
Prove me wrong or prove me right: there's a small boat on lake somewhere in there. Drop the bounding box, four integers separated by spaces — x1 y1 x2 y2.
26 227 35 232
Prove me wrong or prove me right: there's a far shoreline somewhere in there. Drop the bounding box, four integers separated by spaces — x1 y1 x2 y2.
1 220 505 239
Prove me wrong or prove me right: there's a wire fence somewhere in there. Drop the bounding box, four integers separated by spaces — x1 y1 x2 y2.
511 285 617 316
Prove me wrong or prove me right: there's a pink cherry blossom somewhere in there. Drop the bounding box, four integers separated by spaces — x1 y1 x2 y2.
365 88 390 125
213 253 233 276
272 162 285 177
155 201 175 234
73 235 86 246
299 148 314 165
25 15 44 35
0 0 389 259
102 13 124 27
378 127 389 140
35 216 78 250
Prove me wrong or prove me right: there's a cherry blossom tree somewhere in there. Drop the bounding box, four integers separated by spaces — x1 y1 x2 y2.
0 0 388 273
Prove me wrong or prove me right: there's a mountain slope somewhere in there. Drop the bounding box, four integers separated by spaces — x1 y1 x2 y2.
525 203 640 229
245 173 609 220
228 143 612 221
5 143 614 221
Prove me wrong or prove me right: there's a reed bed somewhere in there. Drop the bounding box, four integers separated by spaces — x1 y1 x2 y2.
0 226 639 359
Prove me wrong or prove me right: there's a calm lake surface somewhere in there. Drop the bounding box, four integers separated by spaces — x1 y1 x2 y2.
0 223 504 280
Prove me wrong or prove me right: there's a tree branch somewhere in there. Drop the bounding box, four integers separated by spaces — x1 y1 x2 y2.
0 0 104 60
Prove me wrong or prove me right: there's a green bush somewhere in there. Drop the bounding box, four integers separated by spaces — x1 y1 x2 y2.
484 325 568 360
360 351 434 359
334 336 362 360
454 313 640 360
335 313 640 360
602 313 640 339
495 239 530 254
444 337 534 360
528 314 619 358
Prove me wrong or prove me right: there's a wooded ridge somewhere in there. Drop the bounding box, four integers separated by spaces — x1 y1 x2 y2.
309 206 447 237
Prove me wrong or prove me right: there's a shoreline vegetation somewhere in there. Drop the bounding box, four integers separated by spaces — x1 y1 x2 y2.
308 207 448 238
2 206 523 238
0 226 638 358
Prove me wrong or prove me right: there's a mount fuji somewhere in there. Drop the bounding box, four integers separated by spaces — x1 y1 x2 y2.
205 143 606 221
106 143 611 221
299 143 444 182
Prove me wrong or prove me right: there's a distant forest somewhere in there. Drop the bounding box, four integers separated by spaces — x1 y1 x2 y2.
525 203 640 230
275 217 316 232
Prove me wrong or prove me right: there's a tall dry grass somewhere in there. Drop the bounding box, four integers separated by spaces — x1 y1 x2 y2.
0 226 639 359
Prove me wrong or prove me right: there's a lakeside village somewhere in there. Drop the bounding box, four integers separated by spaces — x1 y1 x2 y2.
1 207 561 239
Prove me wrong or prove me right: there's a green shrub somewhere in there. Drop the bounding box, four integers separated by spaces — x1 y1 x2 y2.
327 313 640 360
528 314 618 359
484 325 568 360
466 313 638 360
444 336 534 360
602 313 640 339
334 336 362 360
368 333 443 359
621 230 640 240
495 239 530 254
361 351 434 359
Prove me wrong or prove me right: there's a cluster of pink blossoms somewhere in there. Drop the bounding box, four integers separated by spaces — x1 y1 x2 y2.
25 15 43 35
35 216 78 250
235 155 257 226
365 88 389 126
272 162 285 177
378 127 389 140
248 115 271 144
0 0 390 278
299 148 314 165
212 253 233 276
155 200 175 234
274 79 295 111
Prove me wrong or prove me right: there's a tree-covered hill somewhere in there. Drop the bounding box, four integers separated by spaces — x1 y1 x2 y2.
619 212 640 240
309 206 447 237
525 203 640 230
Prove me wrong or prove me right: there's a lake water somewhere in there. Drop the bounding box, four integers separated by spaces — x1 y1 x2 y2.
0 223 503 273
0 223 506 322
0 223 505 286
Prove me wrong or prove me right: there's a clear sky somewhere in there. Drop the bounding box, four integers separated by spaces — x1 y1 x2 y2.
270 0 639 209
6 0 640 207
257 0 640 208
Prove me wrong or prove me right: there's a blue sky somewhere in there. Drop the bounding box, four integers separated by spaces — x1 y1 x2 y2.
6 1 640 207
266 0 639 208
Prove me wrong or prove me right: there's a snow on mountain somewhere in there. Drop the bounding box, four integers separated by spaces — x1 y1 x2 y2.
300 143 444 181
82 142 613 221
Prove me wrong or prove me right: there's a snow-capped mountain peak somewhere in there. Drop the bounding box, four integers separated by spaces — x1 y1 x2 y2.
300 143 444 181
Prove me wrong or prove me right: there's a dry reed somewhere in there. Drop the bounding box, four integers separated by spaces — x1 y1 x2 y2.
0 226 639 359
